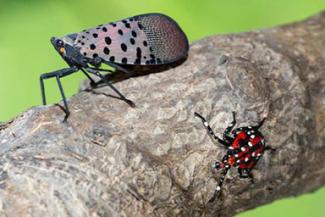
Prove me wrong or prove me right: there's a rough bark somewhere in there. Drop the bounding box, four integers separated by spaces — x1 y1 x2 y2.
0 12 324 217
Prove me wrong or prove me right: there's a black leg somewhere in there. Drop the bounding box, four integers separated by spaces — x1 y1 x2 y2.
80 68 96 86
223 111 236 143
238 168 253 179
209 167 229 202
39 67 78 118
255 117 266 129
85 67 135 107
194 112 230 147
105 61 132 74
55 75 69 120
87 67 115 73
264 146 276 152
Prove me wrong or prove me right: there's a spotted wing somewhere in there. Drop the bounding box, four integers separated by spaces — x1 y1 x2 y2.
74 13 189 65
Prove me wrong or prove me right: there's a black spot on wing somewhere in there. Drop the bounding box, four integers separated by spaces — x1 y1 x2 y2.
109 56 115 62
105 37 112 45
121 43 127 52
121 58 127 64
90 44 96 50
103 47 110 55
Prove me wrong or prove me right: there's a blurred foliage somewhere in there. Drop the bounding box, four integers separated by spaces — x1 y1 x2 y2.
0 0 324 216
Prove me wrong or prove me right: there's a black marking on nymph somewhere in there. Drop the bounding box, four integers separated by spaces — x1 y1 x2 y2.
121 43 127 52
105 37 112 45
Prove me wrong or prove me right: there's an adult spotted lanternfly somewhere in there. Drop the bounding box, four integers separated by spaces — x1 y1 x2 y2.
194 112 275 202
40 13 189 119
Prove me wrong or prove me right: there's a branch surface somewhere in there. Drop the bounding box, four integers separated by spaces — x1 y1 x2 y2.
0 12 324 217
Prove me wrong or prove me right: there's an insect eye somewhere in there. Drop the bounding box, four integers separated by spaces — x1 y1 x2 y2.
56 39 64 47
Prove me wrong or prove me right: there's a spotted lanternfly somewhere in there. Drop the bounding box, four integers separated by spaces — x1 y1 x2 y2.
194 112 275 202
40 13 189 119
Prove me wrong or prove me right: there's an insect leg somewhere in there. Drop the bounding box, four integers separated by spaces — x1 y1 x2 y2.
254 117 266 129
264 146 276 152
55 75 69 121
80 68 96 86
85 67 135 107
105 61 132 74
39 67 78 106
209 167 229 202
194 112 230 147
223 111 236 143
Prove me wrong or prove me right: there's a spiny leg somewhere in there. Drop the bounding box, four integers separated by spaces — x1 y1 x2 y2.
254 117 266 129
194 112 230 147
85 67 135 107
209 167 229 202
39 67 78 106
223 111 236 143
80 68 96 87
55 75 69 120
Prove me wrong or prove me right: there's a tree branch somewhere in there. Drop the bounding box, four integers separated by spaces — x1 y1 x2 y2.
0 12 324 217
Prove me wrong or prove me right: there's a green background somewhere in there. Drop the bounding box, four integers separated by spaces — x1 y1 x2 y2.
0 0 324 216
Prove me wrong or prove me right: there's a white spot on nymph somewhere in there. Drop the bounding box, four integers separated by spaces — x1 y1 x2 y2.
245 157 249 162
235 154 239 158
252 152 256 157
241 147 246 151
224 160 227 163
236 159 241 163
257 153 261 157
250 130 255 133
250 135 255 139
261 140 265 144
248 126 252 129
247 131 251 135
229 146 234 150
248 142 253 147
216 186 221 191
225 165 230 168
